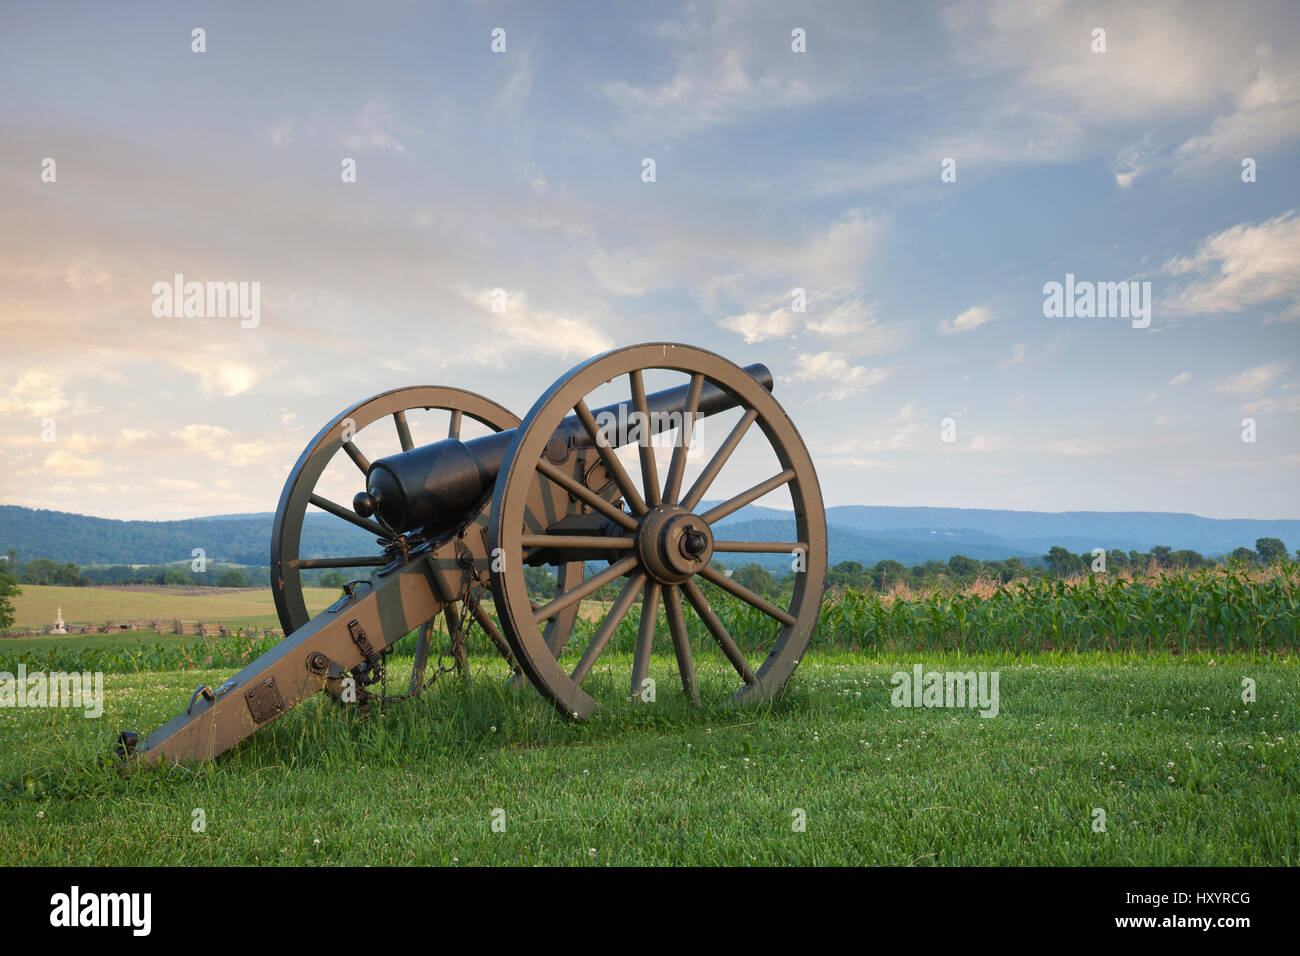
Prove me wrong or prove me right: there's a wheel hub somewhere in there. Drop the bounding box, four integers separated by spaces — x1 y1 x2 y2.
635 505 713 583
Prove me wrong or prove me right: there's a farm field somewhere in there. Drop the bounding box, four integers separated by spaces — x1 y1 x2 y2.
6 584 340 631
1 650 1295 866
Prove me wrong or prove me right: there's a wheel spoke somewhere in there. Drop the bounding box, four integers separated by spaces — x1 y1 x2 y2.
290 555 386 569
629 369 661 508
448 409 463 440
680 408 757 511
571 571 646 685
543 563 583 656
630 581 661 700
663 585 699 704
470 600 520 675
341 440 370 475
408 619 436 693
698 564 796 627
521 533 635 549
536 459 638 531
711 540 807 554
574 398 648 516
308 493 389 538
681 578 757 685
699 469 796 525
532 555 638 624
663 373 703 506
393 410 414 452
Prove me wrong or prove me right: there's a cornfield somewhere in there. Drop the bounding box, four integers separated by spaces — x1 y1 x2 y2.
6 562 1297 673
579 561 1300 657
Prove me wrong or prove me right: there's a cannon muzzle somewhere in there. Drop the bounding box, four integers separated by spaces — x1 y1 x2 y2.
355 363 773 534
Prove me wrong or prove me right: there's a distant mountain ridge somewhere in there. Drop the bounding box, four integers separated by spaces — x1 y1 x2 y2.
2 503 1294 570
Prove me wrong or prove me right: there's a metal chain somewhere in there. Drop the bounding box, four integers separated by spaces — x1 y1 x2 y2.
353 487 521 711
367 558 481 710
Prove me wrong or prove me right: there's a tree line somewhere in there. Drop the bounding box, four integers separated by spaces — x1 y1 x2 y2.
728 537 1294 602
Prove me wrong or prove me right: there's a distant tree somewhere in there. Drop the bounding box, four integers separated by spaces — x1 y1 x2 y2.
524 566 558 602
1045 546 1081 577
947 554 981 579
1150 546 1173 568
1107 549 1129 572
733 563 778 599
827 561 866 591
1229 547 1258 565
1255 538 1287 565
161 568 193 586
871 560 908 590
319 571 347 589
18 558 88 587
216 569 250 588
0 570 20 633
995 557 1025 583
1169 549 1204 569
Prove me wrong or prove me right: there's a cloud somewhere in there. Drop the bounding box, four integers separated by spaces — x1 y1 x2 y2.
343 99 419 156
997 342 1027 370
0 370 72 419
939 305 997 334
1210 361 1290 394
171 424 234 454
262 119 296 148
1242 395 1300 414
960 432 1013 453
719 292 899 352
1172 44 1300 173
497 45 533 115
1161 211 1300 318
172 359 260 397
787 352 889 400
599 6 847 137
462 287 613 362
719 299 798 343
820 3 1300 193
1168 371 1192 386
1043 435 1157 456
793 209 882 289
42 447 109 477
824 403 923 456
996 334 1067 371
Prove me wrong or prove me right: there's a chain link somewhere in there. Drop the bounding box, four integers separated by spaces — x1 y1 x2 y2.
362 557 483 712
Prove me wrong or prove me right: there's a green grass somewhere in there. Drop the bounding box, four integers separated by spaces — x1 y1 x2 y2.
7 584 339 631
1 650 1294 865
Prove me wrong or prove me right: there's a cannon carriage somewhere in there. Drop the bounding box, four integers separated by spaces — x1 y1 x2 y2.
122 343 827 764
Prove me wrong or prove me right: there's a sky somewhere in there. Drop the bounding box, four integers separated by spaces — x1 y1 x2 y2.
1 0 1298 522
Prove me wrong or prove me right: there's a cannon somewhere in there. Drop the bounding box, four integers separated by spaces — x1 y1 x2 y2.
121 343 827 765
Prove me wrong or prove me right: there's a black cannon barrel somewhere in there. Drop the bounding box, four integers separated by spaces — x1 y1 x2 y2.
358 363 773 534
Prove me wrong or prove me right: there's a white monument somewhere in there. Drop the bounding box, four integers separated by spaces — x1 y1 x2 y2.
51 606 68 634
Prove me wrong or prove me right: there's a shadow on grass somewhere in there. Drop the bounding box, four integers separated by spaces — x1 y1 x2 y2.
3 657 813 803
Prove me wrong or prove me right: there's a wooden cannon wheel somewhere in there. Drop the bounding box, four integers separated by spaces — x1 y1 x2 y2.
487 343 828 719
270 386 582 659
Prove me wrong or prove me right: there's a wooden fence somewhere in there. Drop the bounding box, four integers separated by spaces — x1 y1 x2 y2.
3 620 284 639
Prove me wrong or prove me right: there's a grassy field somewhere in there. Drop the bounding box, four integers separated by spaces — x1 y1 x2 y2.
1 650 1295 865
6 584 339 630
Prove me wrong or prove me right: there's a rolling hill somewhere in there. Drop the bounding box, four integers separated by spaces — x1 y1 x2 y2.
2 503 1294 572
